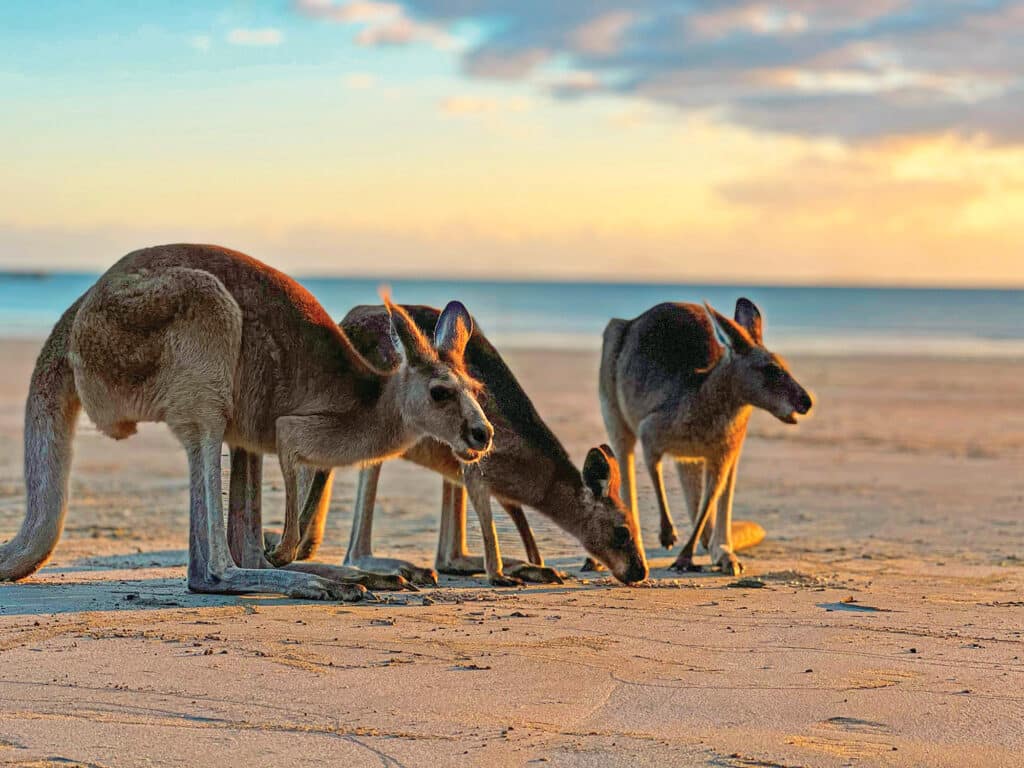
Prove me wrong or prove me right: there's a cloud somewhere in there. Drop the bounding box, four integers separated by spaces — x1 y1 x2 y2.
439 95 529 116
294 0 401 23
294 0 456 49
294 1 1024 143
227 28 283 46
547 70 599 99
568 11 634 55
355 16 451 47
188 34 212 52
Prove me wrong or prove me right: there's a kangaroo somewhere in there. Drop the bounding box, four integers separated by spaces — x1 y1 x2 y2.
0 245 492 602
266 441 554 587
256 304 649 586
600 298 813 576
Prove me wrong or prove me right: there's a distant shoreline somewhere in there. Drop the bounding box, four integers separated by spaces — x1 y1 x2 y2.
1 269 1022 292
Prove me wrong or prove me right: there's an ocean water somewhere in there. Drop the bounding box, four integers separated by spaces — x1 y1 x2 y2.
0 272 1021 358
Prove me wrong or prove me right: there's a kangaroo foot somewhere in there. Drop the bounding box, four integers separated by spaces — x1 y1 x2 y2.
580 557 606 572
295 539 319 561
507 563 565 585
437 555 486 577
346 555 437 587
264 529 281 551
282 579 367 601
281 561 416 592
714 551 744 577
264 540 298 568
398 564 440 586
188 567 366 602
669 553 703 572
659 526 679 550
488 573 524 587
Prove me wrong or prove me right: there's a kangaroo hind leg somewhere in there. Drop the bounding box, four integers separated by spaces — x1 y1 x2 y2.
153 269 362 601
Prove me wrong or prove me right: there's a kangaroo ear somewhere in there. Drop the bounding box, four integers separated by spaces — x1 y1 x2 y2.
382 292 434 366
434 301 474 361
734 297 764 345
704 301 754 355
583 445 622 500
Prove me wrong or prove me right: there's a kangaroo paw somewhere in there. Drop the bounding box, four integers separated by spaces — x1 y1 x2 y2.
288 579 366 602
716 554 744 577
488 574 524 588
580 557 606 572
669 554 702 572
659 527 679 550
400 565 439 586
366 573 418 592
263 529 281 551
507 564 566 585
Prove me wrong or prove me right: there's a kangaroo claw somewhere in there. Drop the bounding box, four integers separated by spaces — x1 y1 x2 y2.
400 565 439 586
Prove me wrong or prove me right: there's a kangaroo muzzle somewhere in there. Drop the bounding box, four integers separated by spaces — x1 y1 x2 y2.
462 420 493 454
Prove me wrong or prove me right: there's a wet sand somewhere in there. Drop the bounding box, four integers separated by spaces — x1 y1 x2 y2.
1 339 1022 767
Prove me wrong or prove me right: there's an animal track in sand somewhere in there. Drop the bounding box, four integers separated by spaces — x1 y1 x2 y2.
842 668 916 690
820 716 891 735
709 752 803 768
785 733 893 758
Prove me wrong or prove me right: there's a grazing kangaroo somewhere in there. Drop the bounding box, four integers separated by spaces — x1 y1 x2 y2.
258 304 649 586
267 441 554 587
0 245 492 602
600 298 813 576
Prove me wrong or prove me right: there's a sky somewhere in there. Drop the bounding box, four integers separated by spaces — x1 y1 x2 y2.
1 1 1023 286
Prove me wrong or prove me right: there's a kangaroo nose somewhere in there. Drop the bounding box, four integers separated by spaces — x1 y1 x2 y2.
797 391 813 415
621 560 649 585
466 423 492 452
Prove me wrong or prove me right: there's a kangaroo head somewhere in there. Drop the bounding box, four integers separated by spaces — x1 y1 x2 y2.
577 445 649 584
705 298 813 424
384 297 493 462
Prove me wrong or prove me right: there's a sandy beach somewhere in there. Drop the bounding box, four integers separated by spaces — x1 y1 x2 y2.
0 338 1022 767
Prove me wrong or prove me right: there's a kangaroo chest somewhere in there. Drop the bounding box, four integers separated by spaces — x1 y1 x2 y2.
665 407 750 461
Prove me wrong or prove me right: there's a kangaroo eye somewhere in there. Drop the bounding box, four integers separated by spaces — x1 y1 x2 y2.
430 385 455 403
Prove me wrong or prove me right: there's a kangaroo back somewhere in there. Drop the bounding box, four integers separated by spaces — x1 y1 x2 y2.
0 297 84 580
599 317 629 399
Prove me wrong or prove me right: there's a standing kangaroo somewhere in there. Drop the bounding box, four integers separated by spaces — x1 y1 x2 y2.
600 298 813 576
0 245 492 601
260 304 649 586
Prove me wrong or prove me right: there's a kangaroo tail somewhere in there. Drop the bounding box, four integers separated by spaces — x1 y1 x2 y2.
0 300 82 581
730 520 767 552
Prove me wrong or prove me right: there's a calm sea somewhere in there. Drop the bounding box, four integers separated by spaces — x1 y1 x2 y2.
1 272 1021 358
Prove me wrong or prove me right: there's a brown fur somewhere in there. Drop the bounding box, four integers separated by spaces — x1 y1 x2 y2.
281 304 649 586
0 245 491 601
600 298 813 575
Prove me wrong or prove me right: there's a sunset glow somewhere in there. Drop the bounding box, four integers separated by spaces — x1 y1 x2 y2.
2 1 1023 286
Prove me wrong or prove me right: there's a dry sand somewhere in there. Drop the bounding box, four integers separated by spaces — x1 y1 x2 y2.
0 339 1022 767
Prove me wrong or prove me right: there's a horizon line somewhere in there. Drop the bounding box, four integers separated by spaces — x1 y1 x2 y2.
0 266 1021 293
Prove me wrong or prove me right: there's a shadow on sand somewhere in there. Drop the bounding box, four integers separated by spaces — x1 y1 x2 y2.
0 551 728 617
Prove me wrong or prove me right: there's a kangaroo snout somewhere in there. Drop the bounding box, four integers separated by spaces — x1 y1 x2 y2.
621 559 649 585
464 421 493 453
795 389 813 415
